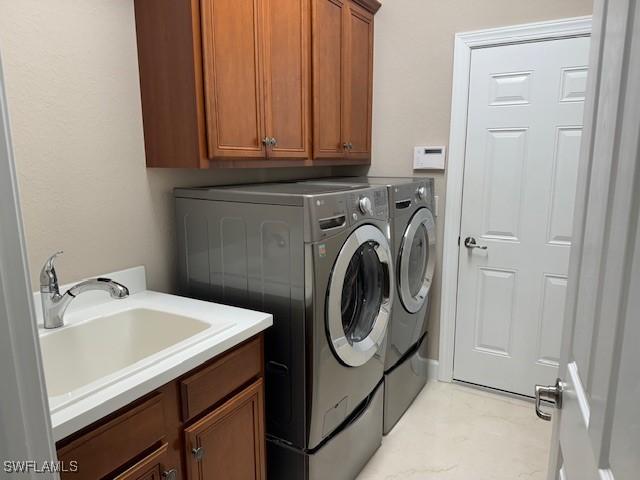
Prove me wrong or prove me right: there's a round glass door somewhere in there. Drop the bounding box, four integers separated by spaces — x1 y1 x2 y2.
327 225 394 367
398 208 436 313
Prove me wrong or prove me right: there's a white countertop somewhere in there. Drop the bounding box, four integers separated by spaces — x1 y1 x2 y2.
35 266 272 441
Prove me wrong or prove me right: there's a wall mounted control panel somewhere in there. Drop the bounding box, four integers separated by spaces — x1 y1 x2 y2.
413 146 446 170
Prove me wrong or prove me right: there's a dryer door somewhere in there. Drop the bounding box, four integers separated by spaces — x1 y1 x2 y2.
327 225 394 367
398 208 436 313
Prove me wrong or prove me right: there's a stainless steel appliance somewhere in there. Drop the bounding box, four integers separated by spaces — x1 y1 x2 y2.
174 182 394 479
301 177 436 433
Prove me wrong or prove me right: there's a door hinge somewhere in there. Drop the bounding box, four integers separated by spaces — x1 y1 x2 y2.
458 236 460 246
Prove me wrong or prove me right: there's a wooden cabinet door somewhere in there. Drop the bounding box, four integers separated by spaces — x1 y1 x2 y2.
344 1 373 160
185 379 265 480
261 0 311 159
312 0 348 159
201 0 266 158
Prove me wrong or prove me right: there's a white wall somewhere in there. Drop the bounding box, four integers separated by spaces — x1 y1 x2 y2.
0 1 335 294
368 0 593 358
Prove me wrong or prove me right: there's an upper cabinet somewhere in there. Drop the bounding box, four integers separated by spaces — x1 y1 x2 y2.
345 1 374 160
200 0 266 160
262 0 312 160
312 0 374 161
134 0 380 168
201 0 311 161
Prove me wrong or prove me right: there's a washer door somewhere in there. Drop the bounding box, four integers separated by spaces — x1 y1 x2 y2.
398 208 436 313
327 225 394 367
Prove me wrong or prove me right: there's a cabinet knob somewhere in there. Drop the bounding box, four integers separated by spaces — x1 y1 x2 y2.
343 142 349 150
192 446 204 461
162 469 178 480
270 137 278 147
262 137 270 146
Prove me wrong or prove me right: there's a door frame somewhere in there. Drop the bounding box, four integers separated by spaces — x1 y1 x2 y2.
0 51 58 476
438 16 592 382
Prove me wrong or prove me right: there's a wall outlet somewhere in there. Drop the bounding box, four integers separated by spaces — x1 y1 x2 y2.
414 146 446 170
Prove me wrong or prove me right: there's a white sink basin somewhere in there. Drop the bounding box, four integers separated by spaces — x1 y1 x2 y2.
40 308 219 397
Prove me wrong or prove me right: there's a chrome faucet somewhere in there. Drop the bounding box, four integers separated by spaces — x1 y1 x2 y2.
40 251 129 329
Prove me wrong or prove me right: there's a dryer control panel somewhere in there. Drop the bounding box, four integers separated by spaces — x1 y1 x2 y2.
390 179 434 216
349 187 389 224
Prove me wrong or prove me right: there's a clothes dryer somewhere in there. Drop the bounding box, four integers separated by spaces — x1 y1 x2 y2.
300 177 436 433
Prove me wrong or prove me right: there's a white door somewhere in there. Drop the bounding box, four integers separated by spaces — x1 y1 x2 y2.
543 1 640 478
454 36 591 395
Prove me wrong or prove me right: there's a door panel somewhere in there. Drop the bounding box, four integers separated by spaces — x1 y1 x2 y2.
345 1 373 159
312 0 346 158
536 274 566 367
185 379 265 480
482 128 527 240
548 128 582 245
454 36 590 396
201 0 265 158
262 0 310 158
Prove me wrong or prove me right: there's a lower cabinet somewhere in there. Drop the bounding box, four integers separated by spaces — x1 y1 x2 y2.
185 380 265 480
56 335 265 480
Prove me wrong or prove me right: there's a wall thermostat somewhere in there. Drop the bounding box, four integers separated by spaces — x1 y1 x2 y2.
413 146 446 170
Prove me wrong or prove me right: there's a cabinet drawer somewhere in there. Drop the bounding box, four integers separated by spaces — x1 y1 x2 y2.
57 394 165 480
180 336 262 422
114 442 169 480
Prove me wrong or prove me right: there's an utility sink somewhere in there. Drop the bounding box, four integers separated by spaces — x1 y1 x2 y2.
34 267 272 442
40 308 221 397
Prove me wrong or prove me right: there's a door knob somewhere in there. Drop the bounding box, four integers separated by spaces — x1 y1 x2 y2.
464 237 487 250
535 378 563 421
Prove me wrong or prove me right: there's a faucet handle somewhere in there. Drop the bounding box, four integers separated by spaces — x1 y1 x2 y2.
40 251 63 291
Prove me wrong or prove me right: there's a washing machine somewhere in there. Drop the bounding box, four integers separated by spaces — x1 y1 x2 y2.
174 182 394 479
300 177 436 433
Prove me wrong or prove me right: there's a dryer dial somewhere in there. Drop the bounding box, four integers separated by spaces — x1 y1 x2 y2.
416 185 427 200
358 196 373 215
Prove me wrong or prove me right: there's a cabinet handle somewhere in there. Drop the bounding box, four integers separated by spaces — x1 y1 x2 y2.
162 469 177 480
262 137 270 146
270 137 278 147
348 142 353 150
192 446 204 461
343 142 349 150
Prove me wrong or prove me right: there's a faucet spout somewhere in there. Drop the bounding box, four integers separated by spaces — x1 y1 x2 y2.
39 252 129 329
67 278 129 299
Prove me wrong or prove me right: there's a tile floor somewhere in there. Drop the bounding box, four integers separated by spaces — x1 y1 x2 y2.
357 381 552 480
